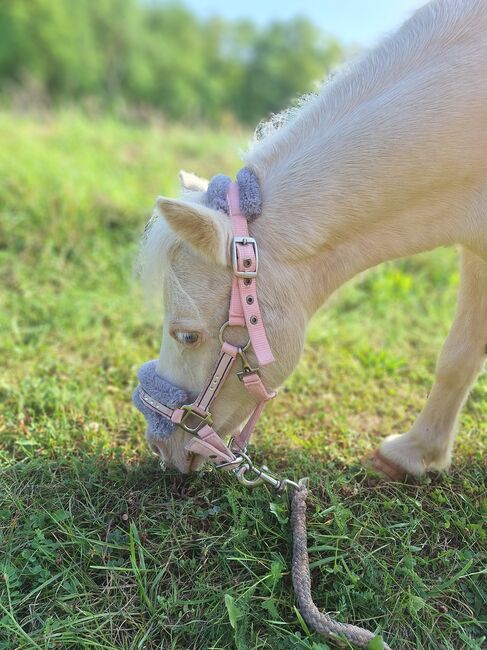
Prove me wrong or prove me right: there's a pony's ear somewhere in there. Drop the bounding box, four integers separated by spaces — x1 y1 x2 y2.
157 196 230 266
179 170 209 192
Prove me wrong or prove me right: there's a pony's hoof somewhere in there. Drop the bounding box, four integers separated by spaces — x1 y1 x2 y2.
367 451 408 482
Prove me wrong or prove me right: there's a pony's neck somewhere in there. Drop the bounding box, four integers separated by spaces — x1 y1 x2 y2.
250 111 468 316
246 10 485 316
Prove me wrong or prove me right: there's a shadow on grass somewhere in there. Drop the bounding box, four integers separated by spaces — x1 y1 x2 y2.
0 449 486 650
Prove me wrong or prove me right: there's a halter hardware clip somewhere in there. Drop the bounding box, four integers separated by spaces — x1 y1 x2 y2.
179 404 213 434
236 347 260 380
218 449 300 493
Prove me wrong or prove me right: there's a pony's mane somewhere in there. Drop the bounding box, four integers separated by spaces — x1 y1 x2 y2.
251 91 319 145
244 88 327 173
243 0 474 177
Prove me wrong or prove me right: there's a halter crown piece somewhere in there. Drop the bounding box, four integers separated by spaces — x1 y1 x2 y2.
205 167 262 220
132 178 276 467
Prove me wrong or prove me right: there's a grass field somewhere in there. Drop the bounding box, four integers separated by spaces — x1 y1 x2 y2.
1 111 486 650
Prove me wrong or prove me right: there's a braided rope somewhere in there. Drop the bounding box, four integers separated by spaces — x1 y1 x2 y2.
291 479 392 649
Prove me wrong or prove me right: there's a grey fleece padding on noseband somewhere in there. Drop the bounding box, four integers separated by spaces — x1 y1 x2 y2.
132 360 188 439
205 167 262 220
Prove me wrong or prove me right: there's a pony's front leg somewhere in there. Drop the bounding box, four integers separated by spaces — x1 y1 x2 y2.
373 248 487 480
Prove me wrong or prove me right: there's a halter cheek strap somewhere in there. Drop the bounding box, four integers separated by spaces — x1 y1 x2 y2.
227 183 274 367
135 181 276 467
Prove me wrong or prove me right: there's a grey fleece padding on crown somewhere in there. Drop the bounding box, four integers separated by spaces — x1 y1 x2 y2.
132 359 188 439
205 166 262 220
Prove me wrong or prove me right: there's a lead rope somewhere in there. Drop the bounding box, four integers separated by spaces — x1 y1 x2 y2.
291 479 392 649
224 455 392 649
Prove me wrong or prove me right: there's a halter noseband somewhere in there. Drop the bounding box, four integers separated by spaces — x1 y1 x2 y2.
133 181 276 468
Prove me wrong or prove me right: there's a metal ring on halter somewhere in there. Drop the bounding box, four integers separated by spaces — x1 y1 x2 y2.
219 321 251 351
215 455 245 470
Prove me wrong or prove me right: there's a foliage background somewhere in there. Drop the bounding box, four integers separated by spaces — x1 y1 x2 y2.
0 0 342 124
0 2 486 650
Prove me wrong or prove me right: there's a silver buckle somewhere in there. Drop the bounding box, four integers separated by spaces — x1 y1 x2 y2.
231 237 258 278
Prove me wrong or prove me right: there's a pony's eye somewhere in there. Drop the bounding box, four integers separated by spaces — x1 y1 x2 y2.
173 331 200 347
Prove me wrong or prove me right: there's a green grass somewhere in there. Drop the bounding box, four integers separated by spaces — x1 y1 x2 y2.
1 110 486 650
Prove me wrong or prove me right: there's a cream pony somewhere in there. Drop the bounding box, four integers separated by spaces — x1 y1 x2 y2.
140 0 487 478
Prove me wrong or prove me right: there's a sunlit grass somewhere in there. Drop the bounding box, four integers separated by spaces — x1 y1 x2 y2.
1 111 486 649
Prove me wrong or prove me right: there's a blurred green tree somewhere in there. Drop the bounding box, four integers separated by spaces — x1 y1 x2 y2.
0 0 344 124
0 0 103 96
234 17 342 123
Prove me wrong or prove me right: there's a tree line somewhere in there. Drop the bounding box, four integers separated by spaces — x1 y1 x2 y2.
0 0 344 124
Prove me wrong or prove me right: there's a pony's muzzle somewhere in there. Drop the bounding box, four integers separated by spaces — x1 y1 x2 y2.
151 434 204 474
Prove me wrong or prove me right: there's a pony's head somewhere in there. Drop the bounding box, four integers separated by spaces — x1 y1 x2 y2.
137 170 308 473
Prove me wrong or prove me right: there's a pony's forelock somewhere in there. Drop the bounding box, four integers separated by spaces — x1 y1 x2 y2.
136 211 180 303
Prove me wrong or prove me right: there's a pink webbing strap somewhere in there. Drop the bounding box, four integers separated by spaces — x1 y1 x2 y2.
182 342 241 466
227 183 274 367
231 372 276 451
186 370 277 463
192 342 239 412
185 425 237 465
231 402 267 453
138 388 178 420
182 183 277 467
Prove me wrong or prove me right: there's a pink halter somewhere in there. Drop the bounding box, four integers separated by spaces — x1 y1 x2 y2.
137 182 276 468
